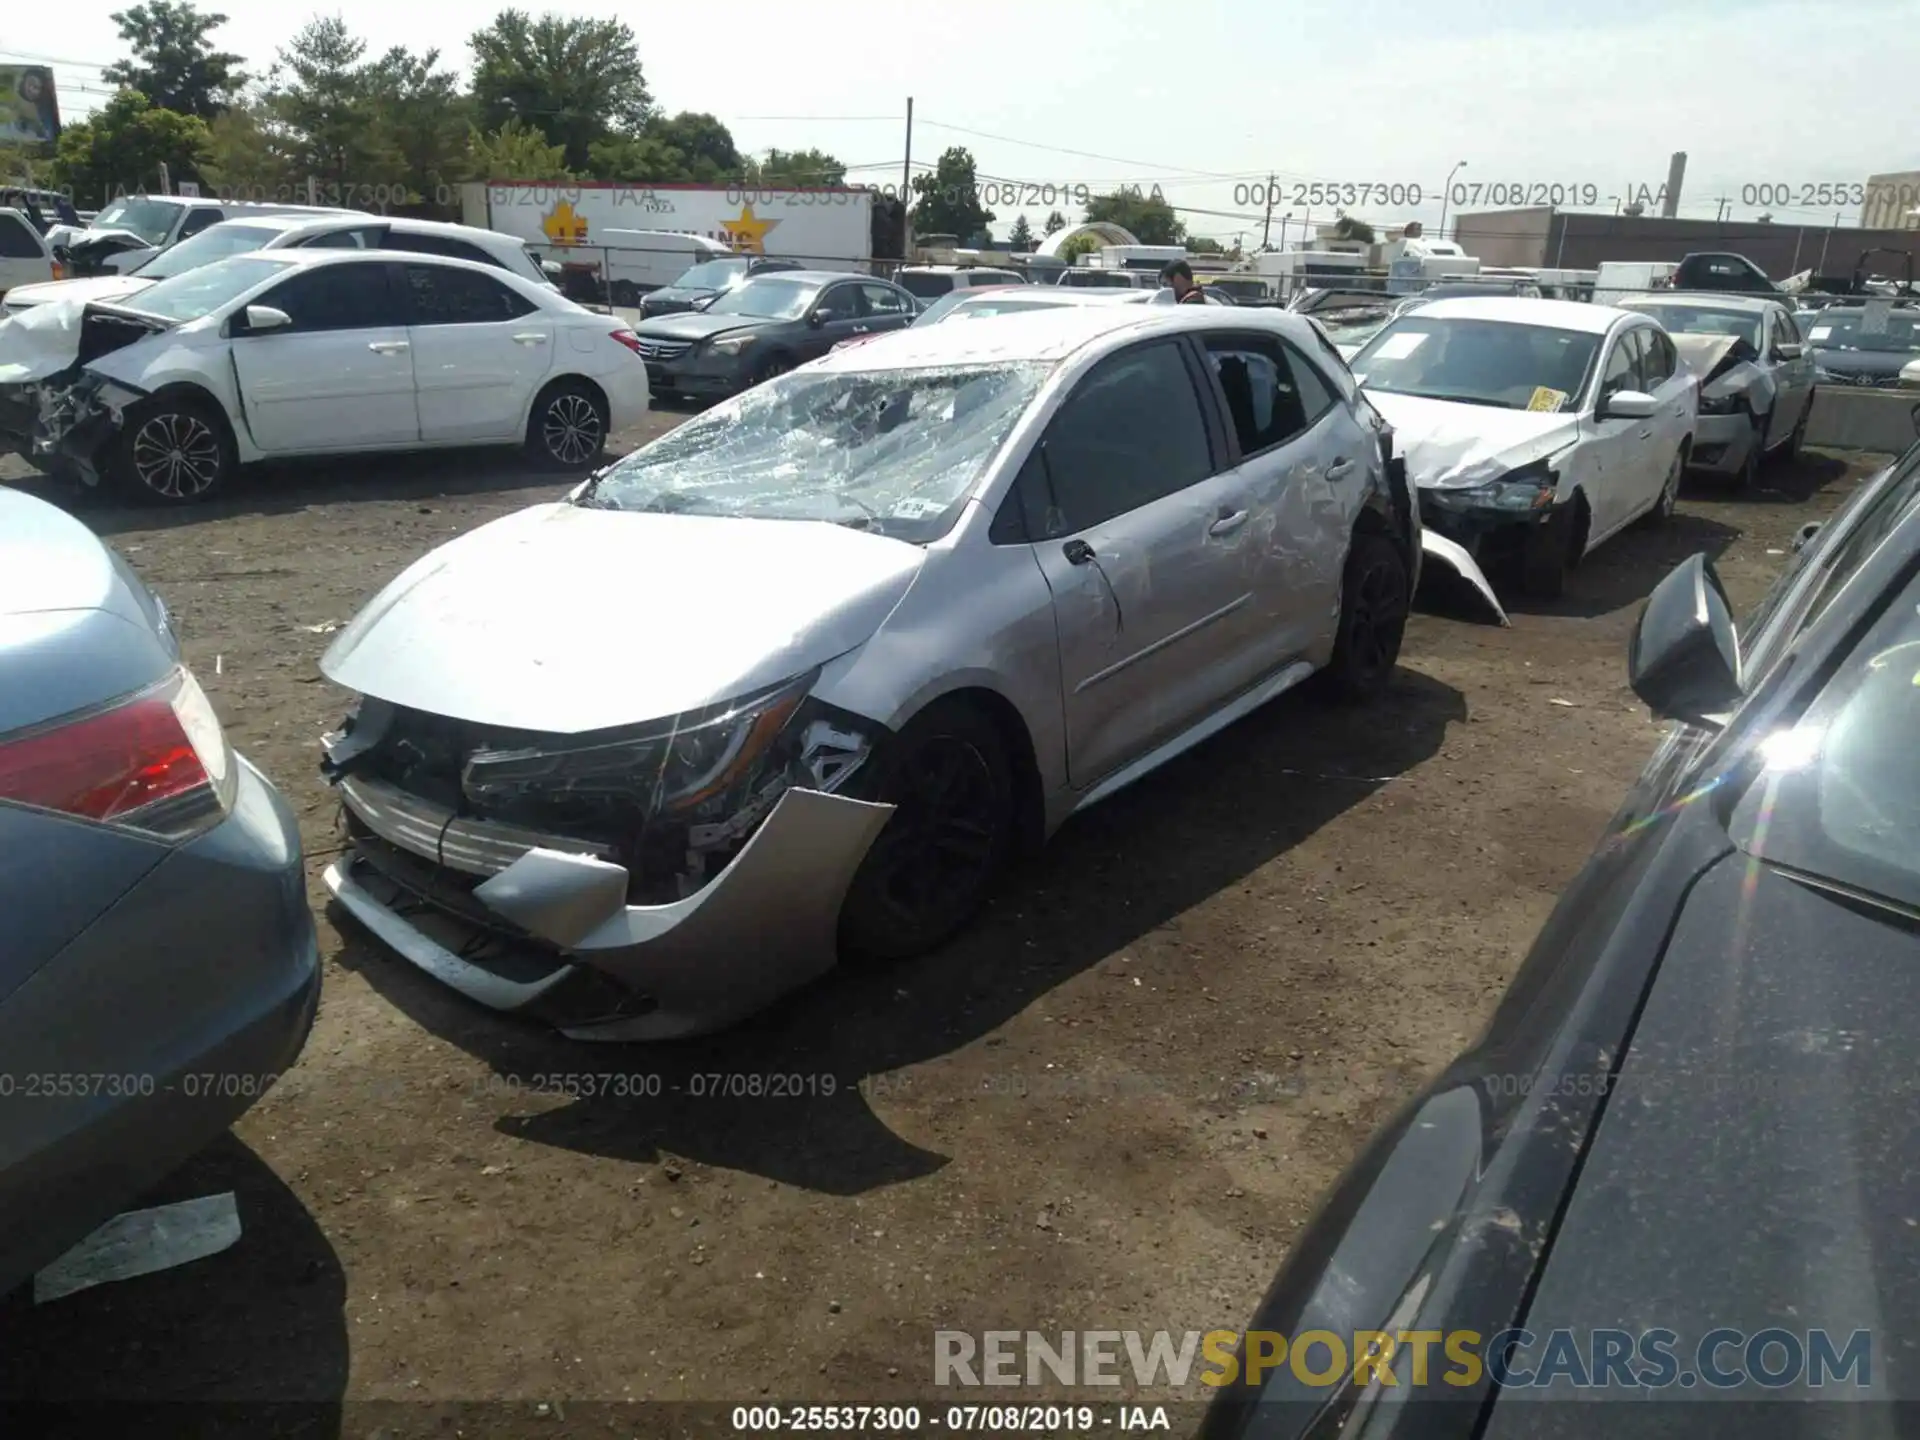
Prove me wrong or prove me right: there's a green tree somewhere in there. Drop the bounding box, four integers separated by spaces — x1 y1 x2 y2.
744 147 846 187
1332 213 1375 244
1187 235 1223 254
1058 231 1101 262
586 132 681 181
912 146 992 239
102 1 247 119
1085 186 1184 245
264 17 392 192
645 112 740 182
468 117 572 179
49 90 211 206
1006 212 1034 251
469 10 651 172
199 98 292 196
1043 208 1066 236
363 47 473 203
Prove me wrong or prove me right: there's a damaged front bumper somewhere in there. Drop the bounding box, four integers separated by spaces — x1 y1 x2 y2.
1686 410 1759 476
0 301 166 482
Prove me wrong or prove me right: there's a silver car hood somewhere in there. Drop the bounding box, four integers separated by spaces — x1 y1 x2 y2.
320 503 927 733
1362 390 1582 490
4 273 155 311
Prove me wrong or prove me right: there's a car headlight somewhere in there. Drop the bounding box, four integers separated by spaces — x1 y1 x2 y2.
1698 389 1743 416
462 670 816 816
708 333 757 356
1429 459 1558 512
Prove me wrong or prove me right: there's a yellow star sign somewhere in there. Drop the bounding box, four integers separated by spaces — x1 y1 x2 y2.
543 199 588 248
720 203 780 254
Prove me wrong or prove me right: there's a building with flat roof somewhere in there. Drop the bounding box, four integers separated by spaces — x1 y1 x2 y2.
1862 172 1920 230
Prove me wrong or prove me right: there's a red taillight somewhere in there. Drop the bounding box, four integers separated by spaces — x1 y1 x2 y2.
610 329 645 355
0 667 233 838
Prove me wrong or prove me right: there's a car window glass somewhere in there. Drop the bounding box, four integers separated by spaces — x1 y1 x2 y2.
403 263 536 324
1599 335 1638 400
254 261 396 332
1204 333 1336 456
814 284 861 320
1024 342 1213 537
1773 309 1800 346
1631 326 1671 388
297 226 383 250
0 212 41 257
1651 328 1677 383
386 232 502 269
177 207 223 238
860 282 912 317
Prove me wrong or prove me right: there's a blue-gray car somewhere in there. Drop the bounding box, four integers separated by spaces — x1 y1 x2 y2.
0 487 320 1295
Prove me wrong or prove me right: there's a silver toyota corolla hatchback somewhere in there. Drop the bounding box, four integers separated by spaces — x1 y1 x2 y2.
319 305 1419 1040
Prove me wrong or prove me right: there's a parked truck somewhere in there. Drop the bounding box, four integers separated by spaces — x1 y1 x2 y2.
457 181 874 301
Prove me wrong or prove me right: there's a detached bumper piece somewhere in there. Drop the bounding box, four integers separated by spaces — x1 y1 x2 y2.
326 781 894 1041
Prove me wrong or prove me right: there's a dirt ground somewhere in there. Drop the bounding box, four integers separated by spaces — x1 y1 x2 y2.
0 423 1877 1434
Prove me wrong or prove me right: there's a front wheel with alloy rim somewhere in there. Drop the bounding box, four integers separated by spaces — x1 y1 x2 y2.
1320 531 1409 702
838 699 1017 964
114 396 234 504
528 381 608 470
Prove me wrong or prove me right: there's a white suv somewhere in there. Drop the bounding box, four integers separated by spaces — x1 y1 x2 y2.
6 214 554 314
0 208 56 299
894 264 1027 307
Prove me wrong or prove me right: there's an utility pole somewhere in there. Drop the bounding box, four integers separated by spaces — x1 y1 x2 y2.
1261 172 1276 250
901 97 914 259
1713 196 1730 224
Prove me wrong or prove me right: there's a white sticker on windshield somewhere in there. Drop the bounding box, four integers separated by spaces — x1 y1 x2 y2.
890 496 947 520
1809 326 1832 340
1373 332 1427 360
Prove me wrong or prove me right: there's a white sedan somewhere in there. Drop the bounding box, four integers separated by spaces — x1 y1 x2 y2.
1348 296 1697 603
0 248 650 503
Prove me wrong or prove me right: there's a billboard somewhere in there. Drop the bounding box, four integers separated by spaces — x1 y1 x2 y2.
1 65 61 146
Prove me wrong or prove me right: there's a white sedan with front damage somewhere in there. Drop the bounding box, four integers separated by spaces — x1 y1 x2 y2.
0 248 650 502
1349 297 1697 609
316 304 1421 1041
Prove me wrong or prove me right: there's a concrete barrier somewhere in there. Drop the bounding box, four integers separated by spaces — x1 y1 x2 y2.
1803 386 1920 453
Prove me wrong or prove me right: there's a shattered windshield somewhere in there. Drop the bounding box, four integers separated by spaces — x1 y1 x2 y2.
673 258 749 290
1625 303 1763 351
134 223 282 280
1803 308 1920 355
92 198 183 247
706 277 820 319
580 361 1053 542
1351 316 1601 411
123 255 289 322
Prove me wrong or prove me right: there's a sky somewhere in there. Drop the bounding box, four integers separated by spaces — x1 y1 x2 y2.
9 0 1920 244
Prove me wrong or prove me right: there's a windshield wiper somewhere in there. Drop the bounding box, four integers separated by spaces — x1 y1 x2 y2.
1415 392 1516 409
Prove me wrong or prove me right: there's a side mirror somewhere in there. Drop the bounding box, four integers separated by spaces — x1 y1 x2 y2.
1628 553 1742 728
1792 520 1822 554
1600 388 1659 420
240 304 292 334
806 310 827 328
1775 342 1803 360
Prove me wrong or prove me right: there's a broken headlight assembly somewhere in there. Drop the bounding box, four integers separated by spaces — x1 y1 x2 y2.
1429 458 1559 514
1697 387 1744 416
461 670 823 816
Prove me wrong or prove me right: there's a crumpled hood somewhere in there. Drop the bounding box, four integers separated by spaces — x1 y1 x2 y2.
634 310 770 343
0 298 86 383
1363 390 1581 490
4 273 154 310
1670 333 1752 387
320 503 928 733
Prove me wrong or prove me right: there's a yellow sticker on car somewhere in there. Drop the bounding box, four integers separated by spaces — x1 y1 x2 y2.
1528 386 1569 413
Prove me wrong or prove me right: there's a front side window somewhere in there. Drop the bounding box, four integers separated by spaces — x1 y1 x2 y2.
897 271 956 300
257 261 397 332
402 264 535 324
176 207 225 239
812 284 863 321
1598 334 1638 402
861 282 913 317
1022 342 1214 537
582 361 1052 543
1203 333 1337 457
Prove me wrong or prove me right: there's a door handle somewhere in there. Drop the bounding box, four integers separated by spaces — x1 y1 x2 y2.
1327 457 1356 480
852 325 869 334
1209 507 1250 537
368 340 409 354
1638 428 1653 439
511 332 548 345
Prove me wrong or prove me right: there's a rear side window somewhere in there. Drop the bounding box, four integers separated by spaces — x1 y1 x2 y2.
385 232 505 269
0 212 42 258
1022 341 1214 536
402 263 537 324
254 261 397 332
297 225 385 250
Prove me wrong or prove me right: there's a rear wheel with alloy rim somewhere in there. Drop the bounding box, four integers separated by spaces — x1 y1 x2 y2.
528 380 607 470
839 699 1016 963
1321 532 1409 702
114 396 234 504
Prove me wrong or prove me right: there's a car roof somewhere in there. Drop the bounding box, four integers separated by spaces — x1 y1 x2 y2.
202 247 546 284
808 303 1306 371
201 213 518 244
739 269 869 286
1619 292 1777 314
1409 296 1627 333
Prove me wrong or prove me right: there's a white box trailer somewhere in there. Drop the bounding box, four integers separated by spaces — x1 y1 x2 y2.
1593 260 1678 306
458 181 873 290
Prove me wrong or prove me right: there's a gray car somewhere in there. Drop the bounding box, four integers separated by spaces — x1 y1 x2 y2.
630 270 919 398
1619 293 1816 486
317 305 1419 1041
0 488 320 1295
